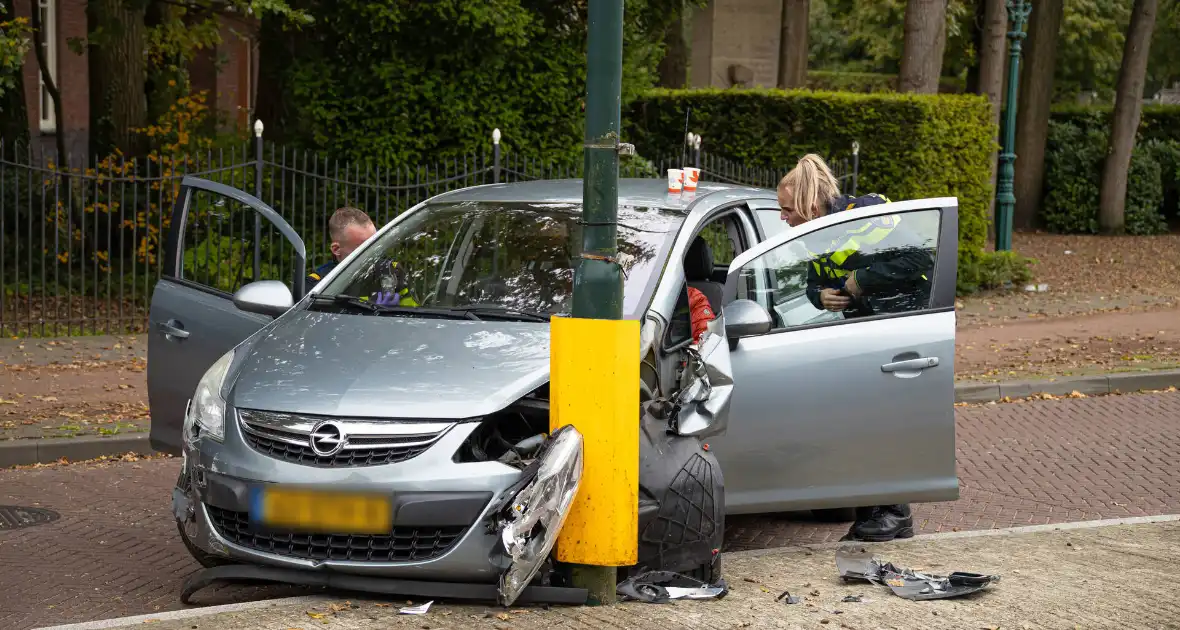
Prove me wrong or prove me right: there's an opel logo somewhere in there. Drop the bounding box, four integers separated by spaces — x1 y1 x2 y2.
309 421 346 456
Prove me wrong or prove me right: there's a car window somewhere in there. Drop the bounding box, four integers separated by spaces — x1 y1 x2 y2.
698 218 736 265
735 209 941 330
179 189 292 294
318 201 682 318
755 209 788 241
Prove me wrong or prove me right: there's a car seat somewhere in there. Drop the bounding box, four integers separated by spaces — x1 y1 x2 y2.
684 235 724 313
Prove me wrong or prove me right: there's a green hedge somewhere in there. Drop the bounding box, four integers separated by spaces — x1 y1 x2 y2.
1041 105 1180 234
806 71 967 95
624 88 997 272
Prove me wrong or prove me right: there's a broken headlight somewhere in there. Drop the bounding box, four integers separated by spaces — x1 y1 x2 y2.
495 424 583 607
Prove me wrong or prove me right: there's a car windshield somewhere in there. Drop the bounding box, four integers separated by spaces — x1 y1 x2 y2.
317 200 683 318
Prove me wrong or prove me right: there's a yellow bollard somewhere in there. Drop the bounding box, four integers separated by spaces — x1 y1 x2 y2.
549 316 639 567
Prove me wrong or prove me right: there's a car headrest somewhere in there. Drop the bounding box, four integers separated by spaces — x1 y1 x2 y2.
684 236 714 282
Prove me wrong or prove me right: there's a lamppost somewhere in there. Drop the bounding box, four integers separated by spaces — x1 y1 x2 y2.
995 0 1032 251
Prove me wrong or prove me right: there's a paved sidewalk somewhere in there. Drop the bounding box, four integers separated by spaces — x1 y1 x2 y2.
67 519 1180 630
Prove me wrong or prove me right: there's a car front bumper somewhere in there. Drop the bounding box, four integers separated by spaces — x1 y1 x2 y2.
173 416 522 584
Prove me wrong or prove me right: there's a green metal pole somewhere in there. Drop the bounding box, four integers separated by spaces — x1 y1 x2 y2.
573 0 625 321
995 0 1031 251
568 0 625 605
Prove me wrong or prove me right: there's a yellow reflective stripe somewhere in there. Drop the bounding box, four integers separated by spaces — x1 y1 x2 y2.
308 273 321 280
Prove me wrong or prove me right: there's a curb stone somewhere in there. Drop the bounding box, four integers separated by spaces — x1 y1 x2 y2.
3 371 1178 468
0 434 153 468
955 368 1180 403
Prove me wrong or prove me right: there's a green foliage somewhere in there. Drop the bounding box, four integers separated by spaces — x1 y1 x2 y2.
260 0 691 170
1042 119 1174 235
1055 0 1132 103
957 250 1038 295
624 88 997 273
0 16 31 101
807 0 975 79
806 71 967 94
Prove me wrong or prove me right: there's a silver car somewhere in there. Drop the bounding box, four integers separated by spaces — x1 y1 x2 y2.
149 177 960 605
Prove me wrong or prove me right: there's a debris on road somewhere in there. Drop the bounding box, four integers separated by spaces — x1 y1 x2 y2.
775 590 802 604
836 546 1000 601
616 571 729 603
398 600 433 615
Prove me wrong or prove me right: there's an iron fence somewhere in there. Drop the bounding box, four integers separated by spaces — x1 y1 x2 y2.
0 129 859 338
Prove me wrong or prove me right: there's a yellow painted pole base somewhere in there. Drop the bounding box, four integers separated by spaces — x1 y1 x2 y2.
550 316 639 567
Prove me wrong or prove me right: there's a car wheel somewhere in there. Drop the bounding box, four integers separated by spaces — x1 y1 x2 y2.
811 507 858 522
176 521 234 568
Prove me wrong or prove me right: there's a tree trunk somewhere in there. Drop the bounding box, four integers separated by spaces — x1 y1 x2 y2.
657 8 689 88
1011 0 1064 230
30 2 66 164
777 0 809 89
87 0 148 158
899 0 949 93
978 0 1008 237
1099 0 1159 233
0 1 29 149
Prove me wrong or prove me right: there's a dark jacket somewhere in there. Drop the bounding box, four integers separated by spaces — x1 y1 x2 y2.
306 260 338 288
804 193 934 318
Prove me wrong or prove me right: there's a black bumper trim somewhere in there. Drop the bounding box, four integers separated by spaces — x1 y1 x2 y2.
180 564 588 606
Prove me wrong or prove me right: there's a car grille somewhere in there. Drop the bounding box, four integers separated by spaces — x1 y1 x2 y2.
206 506 466 563
237 410 455 468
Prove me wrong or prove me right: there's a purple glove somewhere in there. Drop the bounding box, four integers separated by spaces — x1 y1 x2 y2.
374 291 401 307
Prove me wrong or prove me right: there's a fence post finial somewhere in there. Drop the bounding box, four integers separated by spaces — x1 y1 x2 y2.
492 128 502 145
254 119 265 138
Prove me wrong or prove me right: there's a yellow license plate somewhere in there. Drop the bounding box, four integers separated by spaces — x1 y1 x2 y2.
253 486 392 535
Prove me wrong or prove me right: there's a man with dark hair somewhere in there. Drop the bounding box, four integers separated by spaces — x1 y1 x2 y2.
307 207 377 287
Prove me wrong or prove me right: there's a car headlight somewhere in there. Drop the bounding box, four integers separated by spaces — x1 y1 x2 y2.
183 349 235 443
496 424 583 607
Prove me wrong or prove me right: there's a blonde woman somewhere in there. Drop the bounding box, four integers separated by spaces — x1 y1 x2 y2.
777 153 934 543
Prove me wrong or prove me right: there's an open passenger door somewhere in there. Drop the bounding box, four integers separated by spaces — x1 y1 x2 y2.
146 177 307 454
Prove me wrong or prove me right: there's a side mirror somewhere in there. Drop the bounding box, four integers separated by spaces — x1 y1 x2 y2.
232 280 294 318
724 298 772 340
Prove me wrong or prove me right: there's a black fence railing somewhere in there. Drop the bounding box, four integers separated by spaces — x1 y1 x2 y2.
0 130 859 338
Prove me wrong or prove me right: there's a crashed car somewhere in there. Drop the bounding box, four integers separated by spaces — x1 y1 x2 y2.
148 177 961 605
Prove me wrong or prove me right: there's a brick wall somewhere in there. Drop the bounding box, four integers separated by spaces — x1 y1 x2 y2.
13 0 89 165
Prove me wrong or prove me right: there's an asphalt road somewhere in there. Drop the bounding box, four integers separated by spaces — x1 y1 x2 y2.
3 391 1179 629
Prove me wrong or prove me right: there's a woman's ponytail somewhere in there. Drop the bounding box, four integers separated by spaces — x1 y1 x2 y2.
778 153 841 223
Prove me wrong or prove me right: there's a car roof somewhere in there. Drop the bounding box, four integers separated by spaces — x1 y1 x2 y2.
425 178 773 216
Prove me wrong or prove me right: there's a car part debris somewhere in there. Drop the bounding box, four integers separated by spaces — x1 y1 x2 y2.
399 601 433 615
841 594 865 603
836 546 1000 601
775 590 802 604
491 424 584 607
616 570 729 603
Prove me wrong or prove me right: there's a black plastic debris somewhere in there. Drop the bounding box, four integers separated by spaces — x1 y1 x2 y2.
836 546 1000 601
616 571 729 604
775 590 802 605
840 595 864 603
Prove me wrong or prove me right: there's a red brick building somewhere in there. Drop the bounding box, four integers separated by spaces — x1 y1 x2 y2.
10 0 257 163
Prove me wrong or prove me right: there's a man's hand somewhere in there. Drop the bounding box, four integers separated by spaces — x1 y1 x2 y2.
819 288 850 312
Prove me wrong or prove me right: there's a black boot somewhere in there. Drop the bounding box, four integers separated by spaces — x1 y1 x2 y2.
847 504 914 542
839 506 878 541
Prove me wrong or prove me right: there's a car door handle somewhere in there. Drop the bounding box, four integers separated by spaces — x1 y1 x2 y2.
158 320 190 339
881 357 938 372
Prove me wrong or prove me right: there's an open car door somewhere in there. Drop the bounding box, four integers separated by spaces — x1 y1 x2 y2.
713 198 960 514
146 177 306 455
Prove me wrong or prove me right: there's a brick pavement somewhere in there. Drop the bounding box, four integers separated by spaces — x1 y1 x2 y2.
1 392 1179 629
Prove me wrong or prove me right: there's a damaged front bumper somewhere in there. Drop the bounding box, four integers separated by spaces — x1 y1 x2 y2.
172 425 587 608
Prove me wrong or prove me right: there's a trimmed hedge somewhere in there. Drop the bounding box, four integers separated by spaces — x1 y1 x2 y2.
806 71 967 95
1041 104 1180 234
624 88 997 271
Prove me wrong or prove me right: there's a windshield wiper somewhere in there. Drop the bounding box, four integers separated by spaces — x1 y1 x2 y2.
445 304 553 322
311 294 479 320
